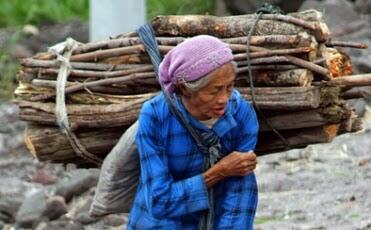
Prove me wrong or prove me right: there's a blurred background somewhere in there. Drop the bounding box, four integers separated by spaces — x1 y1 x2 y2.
0 0 370 229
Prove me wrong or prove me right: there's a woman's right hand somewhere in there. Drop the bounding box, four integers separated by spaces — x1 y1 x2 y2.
203 151 257 188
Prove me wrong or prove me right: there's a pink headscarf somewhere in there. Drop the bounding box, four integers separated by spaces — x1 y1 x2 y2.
159 35 234 94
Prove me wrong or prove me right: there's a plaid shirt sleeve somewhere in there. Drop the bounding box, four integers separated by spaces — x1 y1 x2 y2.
135 101 209 219
216 99 259 229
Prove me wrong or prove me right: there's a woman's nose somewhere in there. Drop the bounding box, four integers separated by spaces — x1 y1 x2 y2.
217 90 229 104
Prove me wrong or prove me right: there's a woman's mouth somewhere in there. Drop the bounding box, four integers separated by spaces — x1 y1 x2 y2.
214 107 225 116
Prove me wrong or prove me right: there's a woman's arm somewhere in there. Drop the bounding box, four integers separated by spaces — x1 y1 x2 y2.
215 97 260 229
203 151 257 188
136 101 209 219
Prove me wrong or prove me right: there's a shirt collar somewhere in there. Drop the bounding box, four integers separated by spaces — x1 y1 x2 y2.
172 91 238 138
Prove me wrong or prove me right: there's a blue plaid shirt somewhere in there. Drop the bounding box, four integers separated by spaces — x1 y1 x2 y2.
127 89 259 230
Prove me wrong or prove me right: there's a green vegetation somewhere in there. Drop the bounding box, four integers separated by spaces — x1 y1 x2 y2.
147 0 214 20
0 0 214 28
254 215 285 225
0 0 89 28
0 31 21 101
0 0 215 101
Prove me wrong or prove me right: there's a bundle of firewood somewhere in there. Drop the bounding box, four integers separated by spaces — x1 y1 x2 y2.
14 10 371 166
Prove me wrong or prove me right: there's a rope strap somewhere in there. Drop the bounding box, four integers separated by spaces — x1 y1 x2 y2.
246 4 291 149
137 24 220 230
52 38 103 166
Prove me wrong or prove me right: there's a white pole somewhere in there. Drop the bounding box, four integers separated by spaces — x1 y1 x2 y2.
89 0 146 41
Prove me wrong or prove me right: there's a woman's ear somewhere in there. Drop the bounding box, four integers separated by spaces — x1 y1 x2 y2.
178 84 191 98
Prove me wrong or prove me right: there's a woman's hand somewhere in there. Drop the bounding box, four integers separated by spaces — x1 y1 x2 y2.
203 151 257 188
216 151 257 177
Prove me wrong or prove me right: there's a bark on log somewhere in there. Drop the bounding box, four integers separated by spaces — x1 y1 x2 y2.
71 35 313 55
259 109 329 131
25 125 124 162
19 107 140 129
238 86 321 110
256 124 339 154
326 74 371 87
238 55 330 79
319 45 353 78
24 66 154 79
326 40 368 49
25 123 340 162
15 86 323 129
19 58 153 71
151 12 330 41
341 87 371 99
247 69 313 87
70 45 172 62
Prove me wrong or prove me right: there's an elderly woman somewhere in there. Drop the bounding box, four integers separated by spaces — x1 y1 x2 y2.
127 35 259 229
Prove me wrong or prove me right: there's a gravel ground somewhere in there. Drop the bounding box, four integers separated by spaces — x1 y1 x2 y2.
255 109 371 230
1 102 371 229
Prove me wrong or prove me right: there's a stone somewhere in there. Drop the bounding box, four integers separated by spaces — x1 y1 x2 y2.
75 212 99 225
67 193 100 224
9 44 33 59
35 219 84 230
0 197 22 223
31 169 58 185
44 196 67 220
55 169 99 202
300 0 363 39
102 214 127 227
15 190 48 228
223 0 305 15
355 0 371 14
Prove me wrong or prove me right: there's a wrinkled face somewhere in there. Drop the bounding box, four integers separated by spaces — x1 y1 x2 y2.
181 63 236 120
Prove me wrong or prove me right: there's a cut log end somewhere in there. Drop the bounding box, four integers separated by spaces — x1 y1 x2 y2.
323 124 340 140
24 129 37 158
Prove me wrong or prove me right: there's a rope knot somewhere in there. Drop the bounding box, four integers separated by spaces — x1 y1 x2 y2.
257 3 284 15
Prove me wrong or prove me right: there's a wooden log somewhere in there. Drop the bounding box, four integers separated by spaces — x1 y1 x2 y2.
31 79 158 95
223 35 312 47
242 69 313 87
19 58 153 72
23 47 311 80
19 106 141 129
258 109 329 131
15 86 322 129
151 12 330 41
238 86 321 110
319 45 353 78
25 123 341 162
237 64 298 71
233 47 312 60
24 65 154 79
69 45 172 62
25 125 124 162
326 40 368 49
22 72 156 101
256 124 339 154
341 86 371 99
15 94 153 128
238 55 330 79
71 35 312 55
18 68 316 101
325 74 371 87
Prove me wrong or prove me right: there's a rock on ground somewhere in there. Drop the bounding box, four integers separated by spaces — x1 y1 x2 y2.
255 115 371 229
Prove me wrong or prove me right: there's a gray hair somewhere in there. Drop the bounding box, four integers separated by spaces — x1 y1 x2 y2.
178 61 238 93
